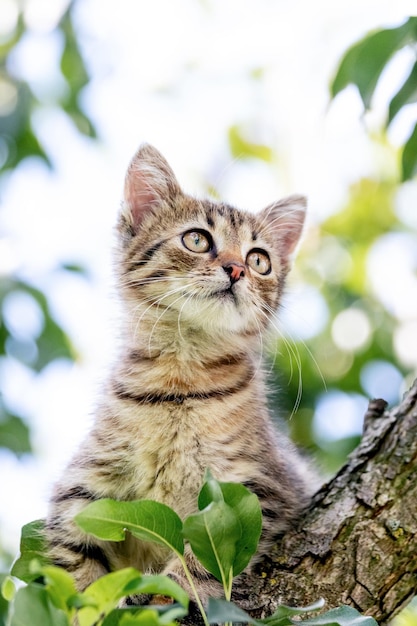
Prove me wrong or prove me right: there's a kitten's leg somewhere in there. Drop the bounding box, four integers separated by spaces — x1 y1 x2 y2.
46 487 112 591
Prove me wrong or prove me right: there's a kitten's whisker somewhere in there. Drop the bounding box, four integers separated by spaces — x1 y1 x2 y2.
133 284 191 340
257 303 304 418
211 154 244 191
279 303 327 393
120 274 184 290
146 283 199 351
251 314 266 384
147 291 189 352
177 291 198 342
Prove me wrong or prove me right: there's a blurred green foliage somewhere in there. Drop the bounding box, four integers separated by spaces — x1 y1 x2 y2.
331 16 417 180
0 1 95 464
267 17 417 473
0 4 95 174
228 125 273 162
272 175 407 473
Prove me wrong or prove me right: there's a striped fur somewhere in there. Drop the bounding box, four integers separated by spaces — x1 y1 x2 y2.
46 144 313 603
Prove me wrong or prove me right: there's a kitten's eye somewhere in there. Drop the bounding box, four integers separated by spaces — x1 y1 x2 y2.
182 230 212 253
246 249 271 275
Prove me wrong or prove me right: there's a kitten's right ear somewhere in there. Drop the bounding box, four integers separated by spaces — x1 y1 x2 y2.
122 144 181 234
260 194 307 258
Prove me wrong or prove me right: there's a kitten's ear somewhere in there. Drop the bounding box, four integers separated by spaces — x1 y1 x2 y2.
122 144 181 233
260 194 307 257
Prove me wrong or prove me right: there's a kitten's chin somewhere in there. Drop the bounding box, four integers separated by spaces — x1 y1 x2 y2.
177 295 259 335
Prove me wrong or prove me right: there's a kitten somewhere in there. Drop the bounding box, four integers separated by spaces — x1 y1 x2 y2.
46 144 313 605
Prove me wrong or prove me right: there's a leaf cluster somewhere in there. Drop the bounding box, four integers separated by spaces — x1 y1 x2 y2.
1 475 376 626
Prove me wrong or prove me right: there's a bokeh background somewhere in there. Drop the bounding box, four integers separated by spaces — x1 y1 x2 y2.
1 0 416 576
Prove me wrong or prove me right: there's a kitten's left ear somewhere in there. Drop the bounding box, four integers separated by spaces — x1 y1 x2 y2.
122 144 181 234
260 194 307 257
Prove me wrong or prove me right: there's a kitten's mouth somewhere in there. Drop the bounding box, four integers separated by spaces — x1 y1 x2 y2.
215 286 238 303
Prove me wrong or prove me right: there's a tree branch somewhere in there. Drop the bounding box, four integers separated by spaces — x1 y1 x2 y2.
229 378 417 624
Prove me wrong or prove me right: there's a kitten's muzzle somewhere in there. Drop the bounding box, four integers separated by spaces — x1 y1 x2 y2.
223 262 245 285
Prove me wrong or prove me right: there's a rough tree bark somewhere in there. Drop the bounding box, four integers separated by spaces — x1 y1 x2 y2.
188 378 417 624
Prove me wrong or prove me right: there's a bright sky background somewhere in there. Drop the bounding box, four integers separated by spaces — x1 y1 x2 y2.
1 0 417 561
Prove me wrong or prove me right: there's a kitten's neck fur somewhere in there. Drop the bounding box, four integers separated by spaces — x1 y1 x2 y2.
116 310 261 398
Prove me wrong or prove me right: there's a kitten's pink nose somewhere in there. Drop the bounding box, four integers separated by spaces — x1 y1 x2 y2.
223 262 245 284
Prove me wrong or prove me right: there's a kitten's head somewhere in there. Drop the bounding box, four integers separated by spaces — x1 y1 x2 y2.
116 144 306 339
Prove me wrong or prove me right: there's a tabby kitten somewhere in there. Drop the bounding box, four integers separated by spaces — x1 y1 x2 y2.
47 144 312 604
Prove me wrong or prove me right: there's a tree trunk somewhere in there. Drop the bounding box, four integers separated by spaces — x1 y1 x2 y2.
229 378 417 624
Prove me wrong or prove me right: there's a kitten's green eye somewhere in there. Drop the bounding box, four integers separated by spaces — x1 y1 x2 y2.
182 230 212 253
246 249 271 275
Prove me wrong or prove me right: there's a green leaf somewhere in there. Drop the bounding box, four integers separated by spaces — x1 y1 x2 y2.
183 478 262 590
102 604 184 626
301 605 378 626
0 14 25 60
0 80 51 173
58 9 97 138
75 499 184 555
1 576 15 602
262 599 325 625
206 598 259 624
123 574 189 610
228 125 273 162
183 501 237 587
60 262 90 277
198 470 225 508
206 597 326 626
0 412 31 455
331 18 417 108
401 121 417 181
0 574 9 626
77 568 142 626
60 10 89 92
0 279 75 371
212 482 262 577
118 610 162 625
41 566 78 613
388 60 417 124
11 519 49 583
157 605 189 625
34 314 74 371
10 584 69 626
113 609 174 625
14 123 51 169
